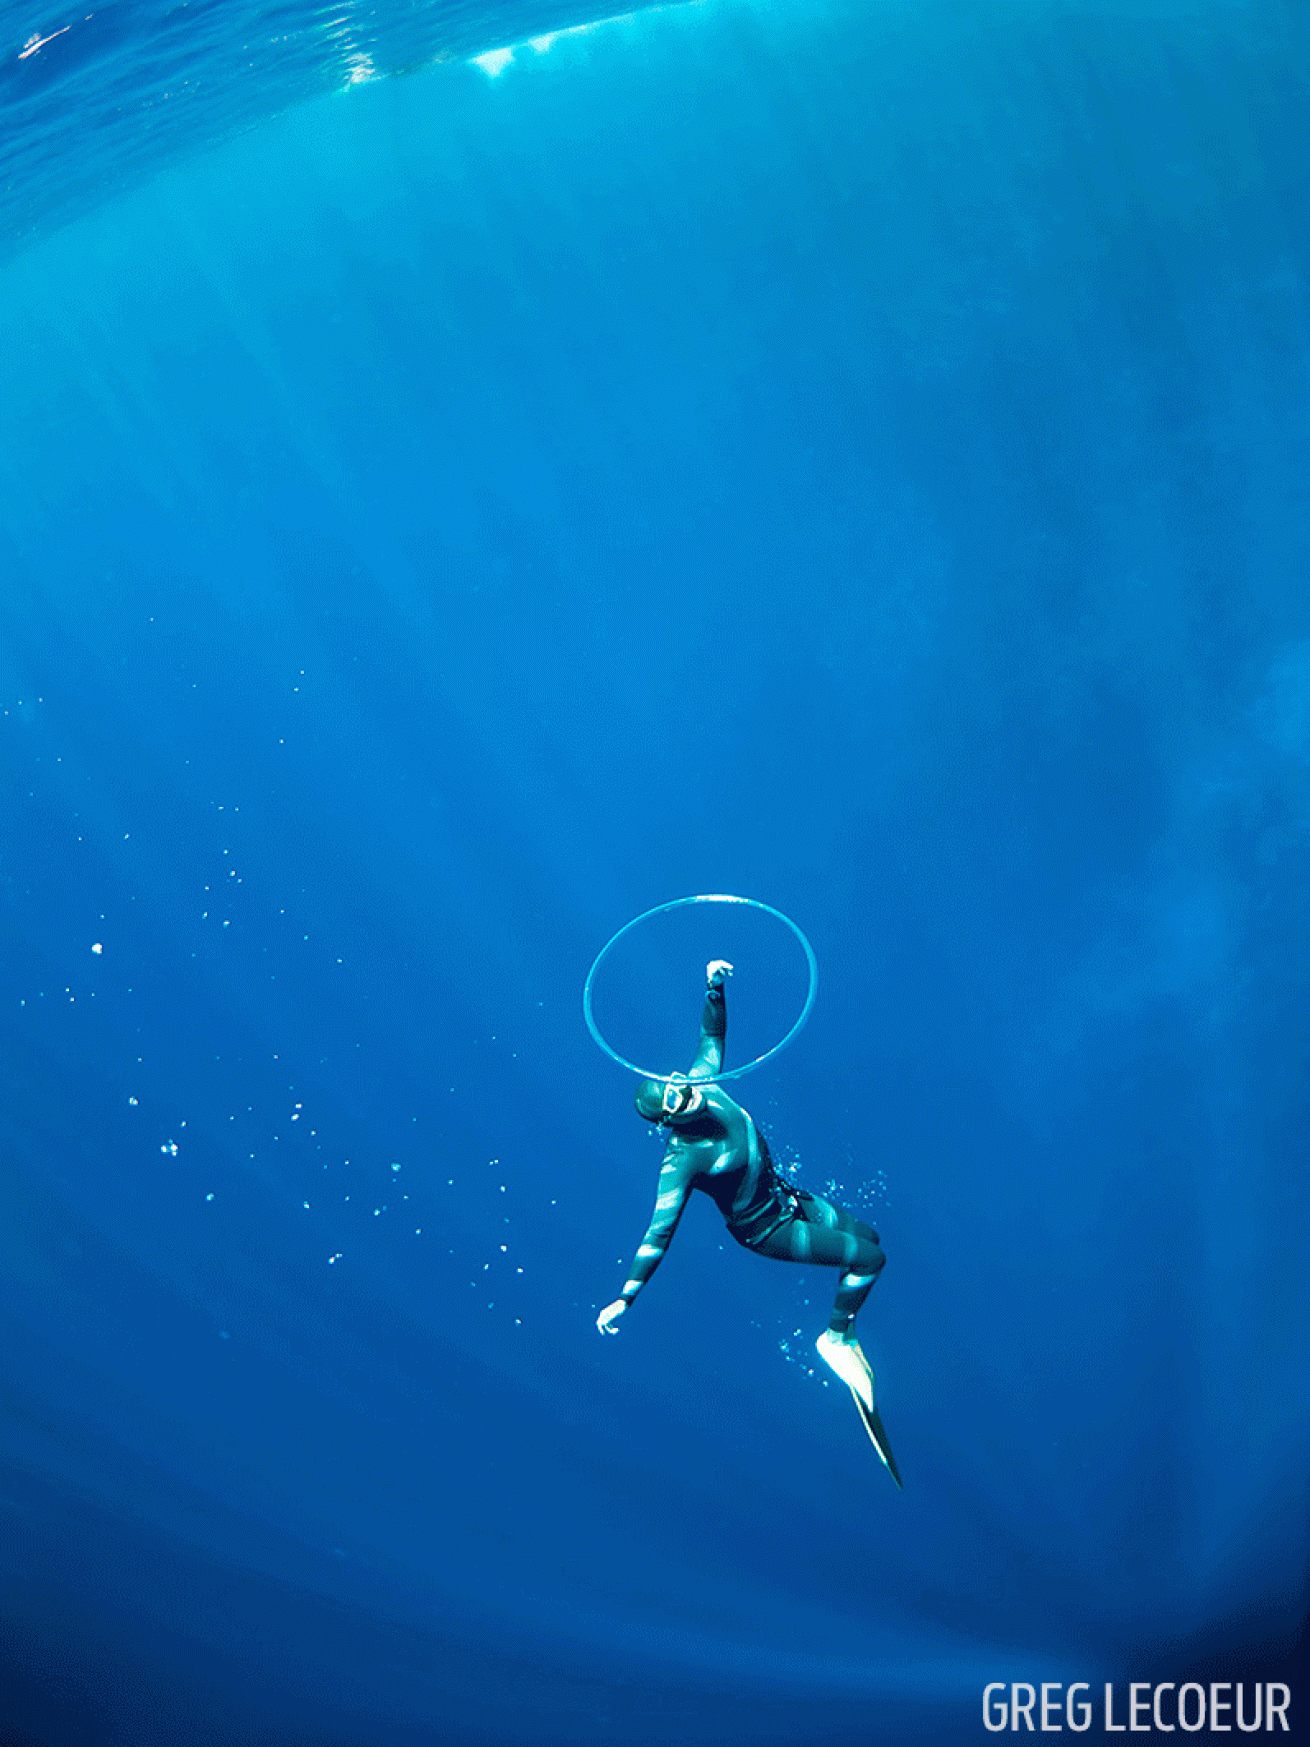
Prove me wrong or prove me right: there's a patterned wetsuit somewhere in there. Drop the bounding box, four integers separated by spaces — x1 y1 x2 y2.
617 984 885 1334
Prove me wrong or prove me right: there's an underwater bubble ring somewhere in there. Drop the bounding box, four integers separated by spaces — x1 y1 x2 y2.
583 894 818 1083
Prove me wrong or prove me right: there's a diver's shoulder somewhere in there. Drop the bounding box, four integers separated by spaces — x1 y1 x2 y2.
704 1086 745 1122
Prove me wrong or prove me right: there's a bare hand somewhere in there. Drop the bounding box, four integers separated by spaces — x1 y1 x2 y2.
707 960 734 988
596 1299 628 1335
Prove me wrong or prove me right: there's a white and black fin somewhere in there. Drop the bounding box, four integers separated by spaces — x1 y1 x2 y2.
814 1329 874 1411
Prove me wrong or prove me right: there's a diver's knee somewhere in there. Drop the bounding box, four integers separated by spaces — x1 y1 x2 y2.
855 1250 887 1292
840 1268 876 1293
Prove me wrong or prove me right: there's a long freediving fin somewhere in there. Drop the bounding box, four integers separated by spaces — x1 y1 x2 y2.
850 1386 903 1489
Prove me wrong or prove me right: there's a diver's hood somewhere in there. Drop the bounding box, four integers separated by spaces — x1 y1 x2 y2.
634 1079 668 1122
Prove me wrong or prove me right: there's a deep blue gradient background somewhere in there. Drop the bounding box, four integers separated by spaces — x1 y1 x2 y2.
3 2 1308 1741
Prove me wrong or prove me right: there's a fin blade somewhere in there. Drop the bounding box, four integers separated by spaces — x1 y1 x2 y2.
851 1387 903 1489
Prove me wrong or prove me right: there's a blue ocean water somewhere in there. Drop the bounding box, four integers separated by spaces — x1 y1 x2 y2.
2 0 1308 1741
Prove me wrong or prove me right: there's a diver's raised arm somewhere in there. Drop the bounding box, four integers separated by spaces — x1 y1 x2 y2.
688 959 732 1081
596 1154 695 1333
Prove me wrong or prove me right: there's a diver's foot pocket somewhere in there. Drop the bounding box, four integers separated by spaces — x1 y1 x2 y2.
815 1329 874 1412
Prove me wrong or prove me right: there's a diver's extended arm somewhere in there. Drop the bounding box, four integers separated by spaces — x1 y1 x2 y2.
596 1154 694 1333
688 959 732 1080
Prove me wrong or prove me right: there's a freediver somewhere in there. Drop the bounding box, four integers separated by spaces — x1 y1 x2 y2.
596 959 901 1485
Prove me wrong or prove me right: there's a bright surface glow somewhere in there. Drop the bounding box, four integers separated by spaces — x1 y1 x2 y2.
471 47 514 77
471 13 639 77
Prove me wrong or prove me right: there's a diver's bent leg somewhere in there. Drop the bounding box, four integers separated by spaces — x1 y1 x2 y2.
748 1195 884 1334
761 1195 885 1409
749 1194 898 1478
749 1196 883 1284
812 1230 881 1408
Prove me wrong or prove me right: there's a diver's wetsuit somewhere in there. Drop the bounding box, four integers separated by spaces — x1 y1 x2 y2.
618 984 885 1333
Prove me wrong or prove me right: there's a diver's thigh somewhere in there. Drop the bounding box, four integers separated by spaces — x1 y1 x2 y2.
802 1197 884 1274
757 1213 862 1270
800 1193 841 1230
809 1195 880 1248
